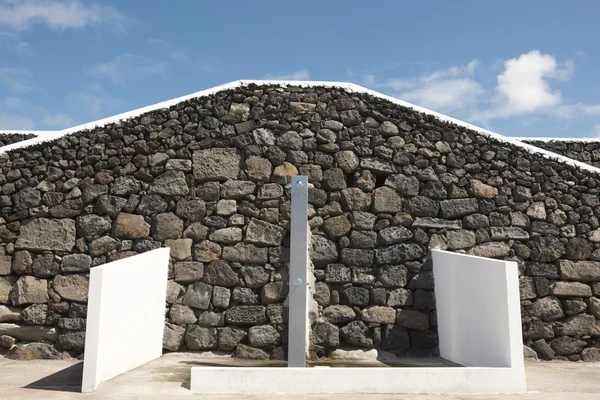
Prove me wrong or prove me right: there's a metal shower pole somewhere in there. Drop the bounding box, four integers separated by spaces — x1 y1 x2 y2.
287 175 309 368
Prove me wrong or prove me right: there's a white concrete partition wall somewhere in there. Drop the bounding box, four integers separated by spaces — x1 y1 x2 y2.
432 250 526 389
82 248 170 392
431 249 524 370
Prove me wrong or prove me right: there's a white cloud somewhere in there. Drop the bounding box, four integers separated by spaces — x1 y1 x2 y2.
41 113 76 129
366 61 483 112
492 50 572 116
0 0 133 32
264 69 310 80
592 124 600 138
0 111 36 130
89 54 168 86
471 50 599 122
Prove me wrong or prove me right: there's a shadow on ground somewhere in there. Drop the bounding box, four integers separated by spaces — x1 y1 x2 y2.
23 361 83 392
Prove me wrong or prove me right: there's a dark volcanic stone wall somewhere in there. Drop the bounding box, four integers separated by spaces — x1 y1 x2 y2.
0 133 36 147
521 139 600 168
0 84 600 363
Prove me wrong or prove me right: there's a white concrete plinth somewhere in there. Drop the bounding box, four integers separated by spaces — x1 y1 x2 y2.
190 366 525 394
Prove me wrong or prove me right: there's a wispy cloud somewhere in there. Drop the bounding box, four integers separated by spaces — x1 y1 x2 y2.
89 54 168 86
0 31 32 55
67 82 122 117
0 67 39 92
365 61 483 112
0 111 36 130
41 113 76 129
0 0 134 33
148 38 189 62
264 69 310 80
4 96 24 108
0 94 76 130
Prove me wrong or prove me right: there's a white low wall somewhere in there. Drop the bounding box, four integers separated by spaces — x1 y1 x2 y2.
431 249 524 370
191 250 526 395
191 366 524 394
82 248 170 392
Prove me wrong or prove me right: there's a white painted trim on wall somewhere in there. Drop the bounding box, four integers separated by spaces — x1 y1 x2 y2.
514 137 600 143
82 248 170 393
0 130 51 135
1 80 600 176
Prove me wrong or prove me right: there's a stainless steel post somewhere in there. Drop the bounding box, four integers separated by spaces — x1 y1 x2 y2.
288 175 309 368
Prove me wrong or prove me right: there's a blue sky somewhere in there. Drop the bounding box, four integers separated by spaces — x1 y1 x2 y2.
1 0 600 138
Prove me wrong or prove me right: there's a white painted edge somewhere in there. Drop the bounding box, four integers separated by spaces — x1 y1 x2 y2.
190 366 527 394
513 136 600 143
1 79 599 176
0 130 50 135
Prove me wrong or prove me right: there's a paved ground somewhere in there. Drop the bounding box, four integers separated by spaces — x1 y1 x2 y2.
0 353 599 399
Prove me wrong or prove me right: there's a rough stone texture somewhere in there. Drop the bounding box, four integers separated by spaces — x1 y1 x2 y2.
61 254 92 273
0 133 36 146
185 326 218 350
323 305 355 324
16 219 75 252
0 323 57 342
248 325 280 347
219 327 246 351
10 276 48 306
1 84 600 361
245 219 285 246
53 275 88 302
225 306 266 325
340 321 373 347
582 347 600 362
361 306 396 324
182 282 212 310
113 213 150 239
193 149 240 182
550 282 592 297
396 309 430 331
235 343 269 360
313 321 339 347
163 322 185 351
0 305 22 322
558 260 600 282
6 343 64 360
526 297 564 322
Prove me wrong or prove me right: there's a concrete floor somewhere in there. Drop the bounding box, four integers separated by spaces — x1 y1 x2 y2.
0 353 599 399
